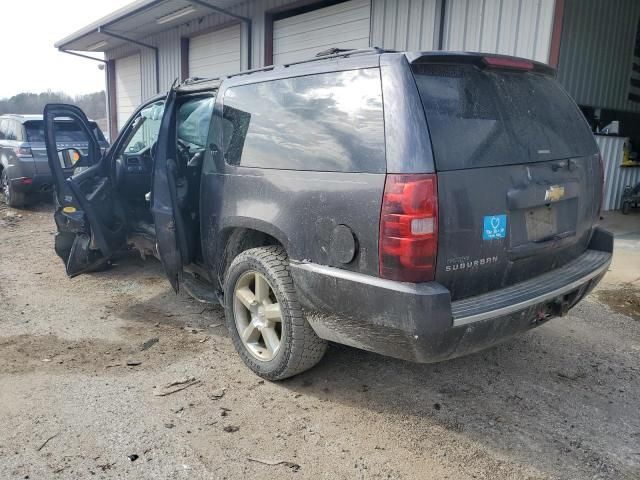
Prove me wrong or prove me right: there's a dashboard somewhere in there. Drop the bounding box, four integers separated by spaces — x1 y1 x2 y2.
115 145 154 199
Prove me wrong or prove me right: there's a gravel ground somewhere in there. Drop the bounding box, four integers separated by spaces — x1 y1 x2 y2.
0 202 639 480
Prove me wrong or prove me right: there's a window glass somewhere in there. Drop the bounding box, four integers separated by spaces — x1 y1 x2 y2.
177 97 214 149
412 64 597 171
0 120 6 140
24 120 105 143
222 68 385 172
122 101 165 154
5 120 16 141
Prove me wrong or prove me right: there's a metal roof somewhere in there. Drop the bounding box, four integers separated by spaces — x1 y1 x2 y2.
55 0 244 52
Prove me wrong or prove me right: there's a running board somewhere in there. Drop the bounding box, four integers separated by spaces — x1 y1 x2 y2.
182 273 219 304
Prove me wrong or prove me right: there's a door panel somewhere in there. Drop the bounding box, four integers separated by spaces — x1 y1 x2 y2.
44 104 126 277
151 88 188 292
435 155 601 300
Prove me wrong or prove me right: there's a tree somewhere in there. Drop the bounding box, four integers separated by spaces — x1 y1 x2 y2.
0 91 106 121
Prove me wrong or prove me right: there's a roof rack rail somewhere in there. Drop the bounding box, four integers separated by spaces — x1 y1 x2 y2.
224 46 392 80
180 47 393 85
283 46 392 68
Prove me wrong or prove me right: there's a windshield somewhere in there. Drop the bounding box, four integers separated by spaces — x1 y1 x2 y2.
412 64 597 171
25 120 106 143
122 102 164 154
177 97 214 149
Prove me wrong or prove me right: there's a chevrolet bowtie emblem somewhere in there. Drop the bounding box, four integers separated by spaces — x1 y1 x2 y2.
545 185 565 202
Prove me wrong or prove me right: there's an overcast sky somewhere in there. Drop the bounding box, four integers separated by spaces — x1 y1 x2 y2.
1 0 133 99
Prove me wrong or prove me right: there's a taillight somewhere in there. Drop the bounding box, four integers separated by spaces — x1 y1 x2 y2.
482 56 534 71
13 146 32 157
379 174 438 283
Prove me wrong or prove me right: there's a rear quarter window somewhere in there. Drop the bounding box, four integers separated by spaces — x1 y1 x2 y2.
412 64 597 171
25 120 106 143
221 68 385 173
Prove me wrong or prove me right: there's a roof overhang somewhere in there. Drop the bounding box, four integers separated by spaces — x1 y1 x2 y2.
56 0 245 53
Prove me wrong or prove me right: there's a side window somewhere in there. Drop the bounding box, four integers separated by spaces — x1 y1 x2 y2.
0 120 6 140
16 124 25 142
221 68 385 173
121 101 165 154
5 120 16 141
177 97 214 149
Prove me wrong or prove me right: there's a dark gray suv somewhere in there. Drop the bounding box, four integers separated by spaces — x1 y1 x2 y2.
0 114 107 207
43 50 613 380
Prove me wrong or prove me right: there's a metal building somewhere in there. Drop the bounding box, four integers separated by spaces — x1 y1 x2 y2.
57 0 640 211
55 0 559 137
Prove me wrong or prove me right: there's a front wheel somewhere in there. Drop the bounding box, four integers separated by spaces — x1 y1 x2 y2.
224 246 327 380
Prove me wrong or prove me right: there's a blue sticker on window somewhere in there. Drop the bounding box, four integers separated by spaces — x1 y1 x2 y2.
483 214 507 240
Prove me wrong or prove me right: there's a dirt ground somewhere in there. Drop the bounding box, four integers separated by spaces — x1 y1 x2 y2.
0 202 639 480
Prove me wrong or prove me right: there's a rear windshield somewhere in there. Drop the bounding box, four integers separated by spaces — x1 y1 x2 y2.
25 120 106 143
412 64 597 171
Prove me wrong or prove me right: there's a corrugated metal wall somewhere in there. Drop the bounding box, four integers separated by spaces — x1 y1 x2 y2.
557 0 640 112
370 0 441 51
596 135 640 211
441 0 555 63
106 0 296 99
105 0 556 110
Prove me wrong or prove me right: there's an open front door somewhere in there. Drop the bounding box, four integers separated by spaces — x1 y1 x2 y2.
151 88 189 292
44 104 127 277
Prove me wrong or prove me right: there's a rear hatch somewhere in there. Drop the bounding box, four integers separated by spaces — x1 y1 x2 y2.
410 55 601 301
27 120 107 174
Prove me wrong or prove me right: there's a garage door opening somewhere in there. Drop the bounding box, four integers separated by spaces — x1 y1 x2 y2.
188 24 242 79
271 0 371 66
115 54 142 132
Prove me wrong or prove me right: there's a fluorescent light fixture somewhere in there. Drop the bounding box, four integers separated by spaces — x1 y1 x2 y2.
87 40 108 51
156 6 196 24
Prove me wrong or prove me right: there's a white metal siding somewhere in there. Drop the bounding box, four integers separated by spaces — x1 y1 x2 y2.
557 0 640 112
101 0 561 131
273 0 372 65
115 54 142 131
371 0 441 51
189 24 242 78
596 135 640 212
104 0 444 98
442 0 555 63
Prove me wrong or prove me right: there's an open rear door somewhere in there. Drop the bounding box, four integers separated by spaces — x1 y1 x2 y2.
44 104 127 277
151 88 189 292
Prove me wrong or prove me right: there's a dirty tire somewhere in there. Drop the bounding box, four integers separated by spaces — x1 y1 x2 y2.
1 169 25 208
224 246 327 380
622 201 631 215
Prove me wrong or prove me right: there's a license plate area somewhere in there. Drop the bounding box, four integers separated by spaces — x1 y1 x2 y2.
525 205 557 242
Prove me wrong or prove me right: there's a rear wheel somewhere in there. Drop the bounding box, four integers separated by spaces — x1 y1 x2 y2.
1 169 25 208
224 246 327 380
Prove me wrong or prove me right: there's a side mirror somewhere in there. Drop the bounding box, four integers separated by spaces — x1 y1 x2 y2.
57 148 90 170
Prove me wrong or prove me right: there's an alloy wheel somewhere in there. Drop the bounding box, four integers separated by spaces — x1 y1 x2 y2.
233 270 283 361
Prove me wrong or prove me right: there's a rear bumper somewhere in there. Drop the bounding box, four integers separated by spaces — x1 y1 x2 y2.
290 228 613 363
11 172 53 194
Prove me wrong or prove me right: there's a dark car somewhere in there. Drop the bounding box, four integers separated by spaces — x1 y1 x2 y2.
0 114 108 207
43 49 613 380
